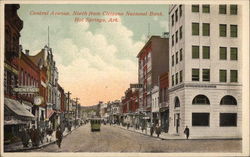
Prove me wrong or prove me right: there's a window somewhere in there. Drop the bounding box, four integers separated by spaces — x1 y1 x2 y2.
179 5 183 17
180 70 183 83
192 95 210 105
180 48 183 61
192 69 199 81
220 70 227 82
192 5 199 12
175 31 178 43
175 9 178 22
220 113 237 126
192 23 199 36
192 113 210 126
180 26 183 39
203 46 210 59
220 24 227 37
171 14 174 26
219 5 227 14
220 47 227 60
202 5 210 13
172 55 174 66
230 47 238 60
172 35 174 46
192 46 199 59
220 95 237 105
174 97 180 108
230 5 237 15
175 73 178 85
172 75 174 86
203 69 210 81
176 52 178 64
230 70 238 82
202 23 210 36
230 25 237 37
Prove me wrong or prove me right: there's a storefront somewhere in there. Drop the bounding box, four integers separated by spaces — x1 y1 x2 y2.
4 98 35 144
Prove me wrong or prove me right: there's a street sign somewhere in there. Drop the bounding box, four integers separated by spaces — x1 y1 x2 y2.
13 87 39 93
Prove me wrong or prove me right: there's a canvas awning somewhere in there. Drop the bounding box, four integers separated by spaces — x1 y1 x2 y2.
47 110 56 119
4 98 35 119
4 117 27 125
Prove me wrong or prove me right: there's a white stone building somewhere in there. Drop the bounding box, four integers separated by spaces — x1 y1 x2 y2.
169 4 242 138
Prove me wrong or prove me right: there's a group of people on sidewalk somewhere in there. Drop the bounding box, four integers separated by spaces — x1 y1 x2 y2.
19 125 64 149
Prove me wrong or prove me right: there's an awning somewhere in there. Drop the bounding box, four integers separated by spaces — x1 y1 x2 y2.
4 98 35 119
47 110 56 119
4 117 27 125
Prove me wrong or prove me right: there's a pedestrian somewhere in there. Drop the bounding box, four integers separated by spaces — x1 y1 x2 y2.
184 126 190 139
150 123 155 136
20 127 30 147
56 127 63 148
127 123 130 129
46 127 53 142
155 124 161 138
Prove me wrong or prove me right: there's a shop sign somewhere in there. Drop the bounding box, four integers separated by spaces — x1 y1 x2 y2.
13 87 39 93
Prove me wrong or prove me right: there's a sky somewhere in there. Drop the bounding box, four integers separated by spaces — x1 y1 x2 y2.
18 4 169 106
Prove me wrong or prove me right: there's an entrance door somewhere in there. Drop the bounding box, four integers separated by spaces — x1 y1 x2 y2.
175 113 180 134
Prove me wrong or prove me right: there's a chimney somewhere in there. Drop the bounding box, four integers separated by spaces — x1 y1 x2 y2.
25 49 29 56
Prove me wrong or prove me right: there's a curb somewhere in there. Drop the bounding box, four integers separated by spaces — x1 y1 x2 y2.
114 125 242 141
5 126 82 152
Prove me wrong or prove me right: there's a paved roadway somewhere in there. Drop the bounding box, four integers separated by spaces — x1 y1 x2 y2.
33 124 241 152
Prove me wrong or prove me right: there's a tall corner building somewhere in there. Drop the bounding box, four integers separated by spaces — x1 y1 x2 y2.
169 4 242 138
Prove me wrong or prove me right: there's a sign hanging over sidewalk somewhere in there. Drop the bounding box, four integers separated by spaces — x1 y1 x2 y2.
13 87 39 93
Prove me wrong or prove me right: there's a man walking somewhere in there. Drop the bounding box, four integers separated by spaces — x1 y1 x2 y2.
184 126 190 139
56 127 63 148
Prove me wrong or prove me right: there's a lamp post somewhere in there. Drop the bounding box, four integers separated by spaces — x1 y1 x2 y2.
66 91 71 125
74 97 79 127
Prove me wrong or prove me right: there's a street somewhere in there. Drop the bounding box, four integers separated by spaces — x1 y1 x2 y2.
32 124 241 152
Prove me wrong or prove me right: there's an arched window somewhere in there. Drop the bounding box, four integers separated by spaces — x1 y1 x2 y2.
192 95 210 105
220 95 237 105
174 97 180 108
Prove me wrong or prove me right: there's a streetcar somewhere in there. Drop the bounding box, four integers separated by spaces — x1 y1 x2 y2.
90 118 101 132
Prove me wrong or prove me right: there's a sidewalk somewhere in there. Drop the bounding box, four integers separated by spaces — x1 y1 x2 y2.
113 125 242 140
4 125 81 152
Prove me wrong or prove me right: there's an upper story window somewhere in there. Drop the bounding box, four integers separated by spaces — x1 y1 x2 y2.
176 51 179 64
192 23 199 36
175 9 178 22
172 75 174 86
230 47 238 60
179 5 183 17
180 26 183 39
175 31 178 43
172 55 174 66
219 24 227 37
230 70 238 82
202 23 210 36
219 69 227 82
192 45 199 59
175 73 178 85
219 5 227 14
180 70 183 83
230 25 238 37
192 5 199 12
192 69 199 81
202 69 210 81
172 34 174 46
202 5 210 13
180 48 183 61
230 5 237 15
202 46 210 59
220 47 227 60
171 14 174 26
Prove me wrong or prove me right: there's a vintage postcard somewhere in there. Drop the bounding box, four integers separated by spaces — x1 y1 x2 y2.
0 0 249 157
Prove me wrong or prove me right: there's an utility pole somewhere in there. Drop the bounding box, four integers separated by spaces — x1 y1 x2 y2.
66 91 71 125
74 97 79 127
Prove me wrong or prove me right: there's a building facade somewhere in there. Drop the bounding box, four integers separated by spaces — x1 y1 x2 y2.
137 36 169 121
169 4 242 138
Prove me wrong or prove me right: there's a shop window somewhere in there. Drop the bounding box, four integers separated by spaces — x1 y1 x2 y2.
192 95 210 104
220 95 237 105
220 113 237 126
192 113 210 126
